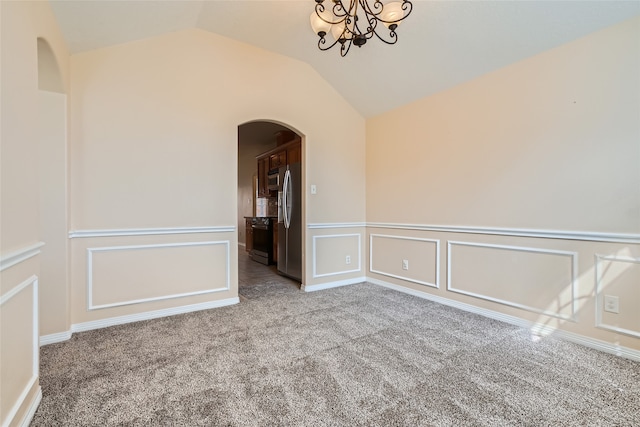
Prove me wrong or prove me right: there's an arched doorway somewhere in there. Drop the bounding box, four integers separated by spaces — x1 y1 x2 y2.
37 38 69 337
237 120 304 298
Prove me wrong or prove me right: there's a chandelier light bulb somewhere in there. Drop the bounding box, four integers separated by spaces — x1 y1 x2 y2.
381 2 405 29
331 23 346 42
310 11 331 37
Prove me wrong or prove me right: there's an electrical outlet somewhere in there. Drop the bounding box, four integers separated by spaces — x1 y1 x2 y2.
604 295 619 314
345 255 351 265
402 259 409 270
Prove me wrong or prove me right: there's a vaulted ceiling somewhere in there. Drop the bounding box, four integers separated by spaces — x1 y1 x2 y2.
50 1 640 118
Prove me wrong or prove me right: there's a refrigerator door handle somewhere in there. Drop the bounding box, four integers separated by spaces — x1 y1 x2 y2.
283 169 291 229
281 171 287 226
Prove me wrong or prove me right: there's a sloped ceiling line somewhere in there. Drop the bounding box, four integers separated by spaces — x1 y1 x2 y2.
50 1 640 117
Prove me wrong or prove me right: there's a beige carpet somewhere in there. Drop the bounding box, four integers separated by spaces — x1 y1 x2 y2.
33 279 640 426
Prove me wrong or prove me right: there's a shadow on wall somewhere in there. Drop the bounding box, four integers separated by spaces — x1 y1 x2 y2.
38 38 64 93
37 37 70 336
531 247 640 341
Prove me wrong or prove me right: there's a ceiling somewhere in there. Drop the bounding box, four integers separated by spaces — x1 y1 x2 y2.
238 122 291 148
50 0 640 118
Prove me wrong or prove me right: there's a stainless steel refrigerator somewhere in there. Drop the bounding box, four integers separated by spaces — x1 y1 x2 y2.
277 162 302 281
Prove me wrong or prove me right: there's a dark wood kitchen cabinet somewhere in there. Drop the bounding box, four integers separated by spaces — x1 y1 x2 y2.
287 142 301 164
257 157 269 197
269 151 287 170
256 135 301 198
245 218 253 252
275 130 296 146
273 226 278 263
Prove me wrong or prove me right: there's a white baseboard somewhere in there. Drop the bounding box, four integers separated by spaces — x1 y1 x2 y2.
550 329 640 362
367 277 640 362
40 298 239 345
302 276 367 292
73 297 239 333
40 330 73 346
18 386 42 427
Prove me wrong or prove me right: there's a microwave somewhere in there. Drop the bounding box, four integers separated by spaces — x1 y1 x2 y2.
267 169 279 191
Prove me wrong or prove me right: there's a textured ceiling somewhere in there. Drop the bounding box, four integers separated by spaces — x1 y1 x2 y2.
50 0 640 118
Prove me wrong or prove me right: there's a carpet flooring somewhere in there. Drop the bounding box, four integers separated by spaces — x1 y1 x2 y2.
32 251 640 426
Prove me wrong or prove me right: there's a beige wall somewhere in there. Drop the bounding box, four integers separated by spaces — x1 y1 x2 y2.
38 90 69 336
2 2 68 253
1 1 70 425
68 28 366 324
70 29 366 231
367 17 639 233
366 17 640 351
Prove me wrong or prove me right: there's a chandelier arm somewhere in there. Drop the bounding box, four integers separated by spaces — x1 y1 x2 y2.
315 3 347 25
347 0 360 35
347 0 359 16
340 38 353 57
359 0 384 18
358 0 381 40
330 0 355 25
332 0 352 20
400 1 413 19
371 27 398 45
317 35 341 52
364 16 378 39
351 15 366 38
336 16 354 42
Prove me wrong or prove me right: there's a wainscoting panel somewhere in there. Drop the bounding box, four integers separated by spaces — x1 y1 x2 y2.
312 234 362 278
370 234 439 288
596 254 640 338
0 276 39 427
87 241 230 310
447 241 577 321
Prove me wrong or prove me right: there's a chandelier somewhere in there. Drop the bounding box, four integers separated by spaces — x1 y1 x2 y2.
310 0 413 57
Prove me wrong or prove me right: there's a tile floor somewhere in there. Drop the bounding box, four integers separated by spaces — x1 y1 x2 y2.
238 247 300 300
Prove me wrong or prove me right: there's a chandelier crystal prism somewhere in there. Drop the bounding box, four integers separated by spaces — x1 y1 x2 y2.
310 0 413 57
